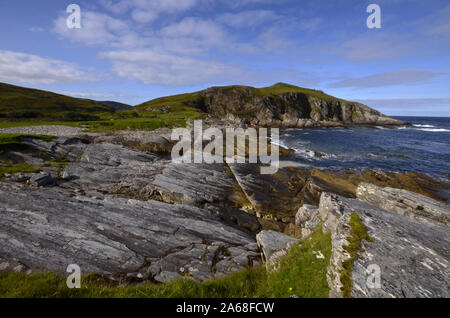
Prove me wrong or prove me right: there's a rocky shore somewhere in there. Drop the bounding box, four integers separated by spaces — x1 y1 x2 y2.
0 127 449 297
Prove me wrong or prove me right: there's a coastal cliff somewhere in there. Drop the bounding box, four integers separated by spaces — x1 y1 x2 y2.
138 83 407 128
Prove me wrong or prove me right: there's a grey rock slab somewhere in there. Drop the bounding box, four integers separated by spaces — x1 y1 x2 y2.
319 192 450 298
60 143 168 199
151 162 240 206
295 204 320 238
0 182 256 279
356 182 450 226
256 230 299 270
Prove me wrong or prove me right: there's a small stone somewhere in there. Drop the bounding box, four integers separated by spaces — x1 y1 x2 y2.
13 265 25 272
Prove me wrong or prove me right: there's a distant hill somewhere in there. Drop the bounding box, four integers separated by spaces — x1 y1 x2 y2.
0 82 117 121
99 101 132 111
136 83 406 127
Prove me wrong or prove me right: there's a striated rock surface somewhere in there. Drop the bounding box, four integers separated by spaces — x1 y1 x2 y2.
319 192 449 298
356 182 449 226
0 182 258 282
295 204 320 238
1 131 449 297
256 230 299 270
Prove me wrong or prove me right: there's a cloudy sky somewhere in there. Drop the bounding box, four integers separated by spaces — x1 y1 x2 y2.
0 0 449 116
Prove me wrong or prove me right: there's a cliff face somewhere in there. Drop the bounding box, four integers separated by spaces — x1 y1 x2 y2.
197 85 406 127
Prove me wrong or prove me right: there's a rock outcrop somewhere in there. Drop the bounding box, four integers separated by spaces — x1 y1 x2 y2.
197 84 406 127
318 192 449 298
295 205 320 238
137 83 407 128
256 230 299 270
1 131 449 297
356 182 449 226
0 182 259 282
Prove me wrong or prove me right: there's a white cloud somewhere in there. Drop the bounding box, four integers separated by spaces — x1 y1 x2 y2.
217 10 279 28
340 34 413 62
100 0 198 23
53 11 132 46
160 17 228 47
59 91 135 99
99 49 323 87
0 50 98 85
330 70 444 88
99 49 250 86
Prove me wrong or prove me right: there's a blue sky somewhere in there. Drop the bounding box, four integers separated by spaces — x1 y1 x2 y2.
0 0 449 116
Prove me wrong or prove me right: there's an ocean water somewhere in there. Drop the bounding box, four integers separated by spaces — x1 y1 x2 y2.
279 116 450 178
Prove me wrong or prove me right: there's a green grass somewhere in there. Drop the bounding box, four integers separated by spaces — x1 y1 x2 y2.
0 162 40 177
339 213 374 298
0 226 332 298
256 83 350 102
260 225 332 298
0 133 58 176
0 133 54 153
0 82 115 121
0 109 205 132
1 82 351 132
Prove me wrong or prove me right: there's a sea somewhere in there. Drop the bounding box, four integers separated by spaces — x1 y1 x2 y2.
279 116 450 179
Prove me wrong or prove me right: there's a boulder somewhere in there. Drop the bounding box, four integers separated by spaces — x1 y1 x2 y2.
295 204 320 238
256 230 299 270
29 173 54 187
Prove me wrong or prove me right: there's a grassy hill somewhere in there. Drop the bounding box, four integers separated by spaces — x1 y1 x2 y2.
0 82 116 121
1 82 395 131
136 82 349 113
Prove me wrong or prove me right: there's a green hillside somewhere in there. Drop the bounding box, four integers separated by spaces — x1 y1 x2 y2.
0 82 116 121
136 82 350 113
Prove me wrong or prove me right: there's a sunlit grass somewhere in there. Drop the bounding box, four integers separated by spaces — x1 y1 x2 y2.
0 226 332 298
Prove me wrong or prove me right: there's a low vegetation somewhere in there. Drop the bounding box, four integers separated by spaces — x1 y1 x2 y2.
339 213 374 298
0 133 54 154
0 226 332 298
1 82 353 132
136 82 351 114
0 134 57 176
0 83 114 121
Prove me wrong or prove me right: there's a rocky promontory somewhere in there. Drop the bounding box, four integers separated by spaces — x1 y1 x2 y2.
137 83 407 128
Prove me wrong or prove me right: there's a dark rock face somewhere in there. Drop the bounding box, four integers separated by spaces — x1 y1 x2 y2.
318 192 449 298
198 86 406 128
